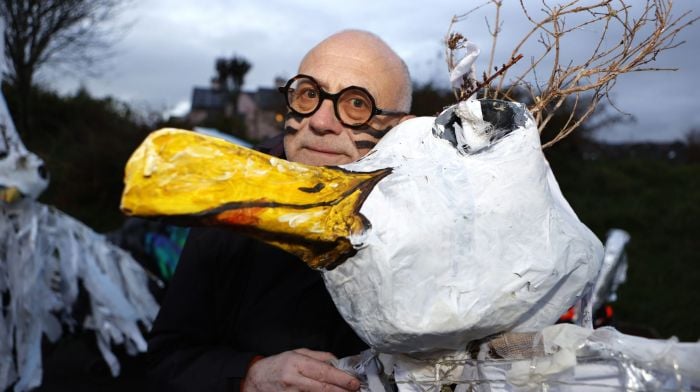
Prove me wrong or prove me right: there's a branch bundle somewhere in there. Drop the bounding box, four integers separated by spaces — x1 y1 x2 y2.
447 0 697 147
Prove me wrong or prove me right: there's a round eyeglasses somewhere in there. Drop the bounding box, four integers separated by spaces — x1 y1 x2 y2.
278 74 406 129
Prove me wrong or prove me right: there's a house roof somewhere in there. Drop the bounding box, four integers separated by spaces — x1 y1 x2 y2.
190 87 285 112
191 87 226 110
255 88 286 112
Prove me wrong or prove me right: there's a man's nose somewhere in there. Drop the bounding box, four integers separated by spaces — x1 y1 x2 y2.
308 99 343 135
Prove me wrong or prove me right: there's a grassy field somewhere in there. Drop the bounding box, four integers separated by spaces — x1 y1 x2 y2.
548 153 700 341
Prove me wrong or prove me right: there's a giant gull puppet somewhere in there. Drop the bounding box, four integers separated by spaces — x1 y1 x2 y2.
121 47 700 389
0 75 159 391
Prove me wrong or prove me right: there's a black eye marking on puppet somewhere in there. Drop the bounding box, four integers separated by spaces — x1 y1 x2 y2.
354 140 377 150
285 112 305 123
352 125 392 140
298 183 325 193
285 125 299 134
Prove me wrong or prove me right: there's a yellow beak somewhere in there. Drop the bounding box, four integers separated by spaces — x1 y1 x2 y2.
121 128 390 269
0 186 22 203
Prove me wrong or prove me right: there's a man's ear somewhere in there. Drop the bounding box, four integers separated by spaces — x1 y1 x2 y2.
398 114 415 124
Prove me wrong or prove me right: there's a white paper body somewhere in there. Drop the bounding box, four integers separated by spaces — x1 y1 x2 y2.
324 100 604 353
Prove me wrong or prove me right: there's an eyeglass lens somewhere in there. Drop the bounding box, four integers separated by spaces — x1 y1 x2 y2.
286 77 374 127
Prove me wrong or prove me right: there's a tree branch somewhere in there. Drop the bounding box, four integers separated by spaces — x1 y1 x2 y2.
447 0 698 147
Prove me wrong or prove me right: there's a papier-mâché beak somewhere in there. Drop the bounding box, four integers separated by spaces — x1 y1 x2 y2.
121 128 390 269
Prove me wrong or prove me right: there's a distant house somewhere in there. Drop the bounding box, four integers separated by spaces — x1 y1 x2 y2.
188 87 227 124
188 79 286 142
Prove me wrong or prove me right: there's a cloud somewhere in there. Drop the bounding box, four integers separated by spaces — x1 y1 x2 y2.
41 0 699 142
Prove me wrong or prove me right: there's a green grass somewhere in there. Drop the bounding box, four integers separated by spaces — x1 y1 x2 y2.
549 155 700 341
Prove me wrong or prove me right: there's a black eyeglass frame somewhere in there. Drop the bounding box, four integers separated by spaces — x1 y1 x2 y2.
278 74 406 129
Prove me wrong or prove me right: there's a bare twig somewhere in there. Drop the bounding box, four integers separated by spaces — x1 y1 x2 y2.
461 54 524 101
446 0 698 147
483 0 503 98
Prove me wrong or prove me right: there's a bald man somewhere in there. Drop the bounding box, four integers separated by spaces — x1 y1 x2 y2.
147 30 413 392
283 30 412 166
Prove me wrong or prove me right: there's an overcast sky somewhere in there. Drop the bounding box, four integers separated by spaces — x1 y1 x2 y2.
44 0 700 143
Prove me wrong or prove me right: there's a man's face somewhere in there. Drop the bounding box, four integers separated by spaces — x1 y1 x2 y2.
283 42 408 166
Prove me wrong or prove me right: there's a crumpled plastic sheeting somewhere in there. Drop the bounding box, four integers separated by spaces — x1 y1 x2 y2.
591 229 630 311
0 199 160 391
324 100 604 354
448 41 480 91
337 324 700 391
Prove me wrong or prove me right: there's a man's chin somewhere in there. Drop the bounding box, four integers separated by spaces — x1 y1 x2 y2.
294 148 354 166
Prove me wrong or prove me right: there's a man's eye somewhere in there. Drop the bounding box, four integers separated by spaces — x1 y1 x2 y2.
351 98 365 108
304 89 317 98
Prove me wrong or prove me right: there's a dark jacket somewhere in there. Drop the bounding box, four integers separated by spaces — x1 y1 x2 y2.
147 134 367 391
146 227 368 391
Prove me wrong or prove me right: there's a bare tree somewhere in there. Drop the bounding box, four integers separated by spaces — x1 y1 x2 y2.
215 57 229 91
228 56 251 92
1 0 126 138
213 55 251 119
446 0 697 147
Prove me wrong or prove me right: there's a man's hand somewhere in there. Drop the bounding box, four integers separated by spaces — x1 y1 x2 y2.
242 348 361 392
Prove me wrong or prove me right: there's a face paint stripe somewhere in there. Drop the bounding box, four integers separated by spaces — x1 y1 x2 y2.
285 112 305 123
352 125 392 139
354 140 377 150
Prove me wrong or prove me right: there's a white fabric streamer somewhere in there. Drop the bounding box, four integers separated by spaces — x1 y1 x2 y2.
449 42 480 92
1 26 158 390
0 200 160 391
